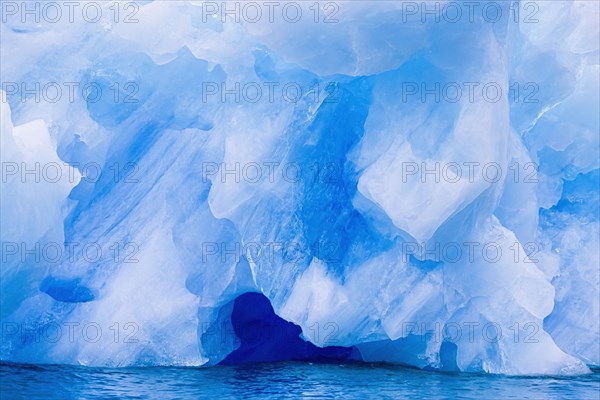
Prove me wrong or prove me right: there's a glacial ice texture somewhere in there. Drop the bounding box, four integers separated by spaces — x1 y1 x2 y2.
0 1 598 375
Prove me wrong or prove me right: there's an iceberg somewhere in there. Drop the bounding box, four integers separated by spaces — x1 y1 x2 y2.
0 0 598 375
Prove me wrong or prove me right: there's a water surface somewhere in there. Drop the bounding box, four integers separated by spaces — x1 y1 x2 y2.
1 361 598 399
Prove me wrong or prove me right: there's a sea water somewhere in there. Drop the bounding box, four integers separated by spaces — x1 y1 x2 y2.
1 361 598 399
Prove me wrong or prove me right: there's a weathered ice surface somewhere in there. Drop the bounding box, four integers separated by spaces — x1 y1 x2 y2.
1 1 598 375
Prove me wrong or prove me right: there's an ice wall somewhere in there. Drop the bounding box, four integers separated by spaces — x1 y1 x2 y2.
0 0 598 374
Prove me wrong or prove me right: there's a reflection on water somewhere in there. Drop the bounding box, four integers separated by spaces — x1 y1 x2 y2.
1 361 598 399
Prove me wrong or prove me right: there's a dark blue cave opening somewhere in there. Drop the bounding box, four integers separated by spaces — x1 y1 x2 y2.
219 292 359 365
438 341 459 372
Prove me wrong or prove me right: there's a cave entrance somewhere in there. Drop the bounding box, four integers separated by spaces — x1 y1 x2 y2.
219 292 359 365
